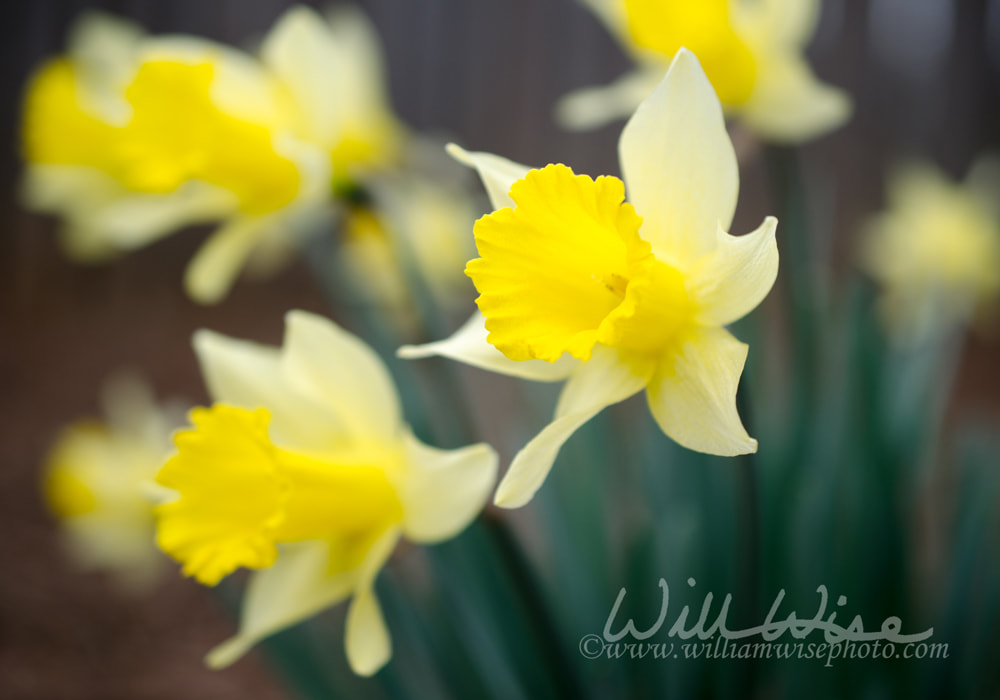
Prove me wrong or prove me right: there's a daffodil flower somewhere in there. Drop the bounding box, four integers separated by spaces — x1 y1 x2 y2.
402 51 778 509
860 159 1000 339
154 311 497 675
557 0 851 142
21 12 329 303
43 375 178 590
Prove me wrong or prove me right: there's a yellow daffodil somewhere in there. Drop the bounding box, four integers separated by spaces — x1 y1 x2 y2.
154 311 497 675
43 375 178 589
402 51 778 509
260 6 404 184
860 159 1000 339
557 0 851 142
21 12 329 303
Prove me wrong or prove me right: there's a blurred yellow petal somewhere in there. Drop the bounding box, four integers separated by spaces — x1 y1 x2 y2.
467 164 650 362
281 310 402 445
398 312 580 382
184 217 272 304
740 54 852 143
345 588 392 677
396 433 497 543
555 69 660 132
646 327 757 456
619 50 738 267
688 216 779 326
623 0 757 105
494 347 654 508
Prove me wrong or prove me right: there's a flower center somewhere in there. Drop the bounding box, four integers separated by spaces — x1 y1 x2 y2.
466 164 694 363
155 405 403 585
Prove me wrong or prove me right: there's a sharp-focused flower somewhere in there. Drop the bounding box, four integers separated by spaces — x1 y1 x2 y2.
43 375 178 589
557 0 851 142
154 311 497 675
21 12 329 303
860 159 1000 339
402 51 779 509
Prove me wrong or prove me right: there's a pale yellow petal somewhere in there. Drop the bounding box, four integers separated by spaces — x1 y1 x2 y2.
396 433 496 543
397 312 579 382
688 217 779 326
646 326 756 456
345 588 391 676
281 310 402 444
618 49 738 267
741 54 851 143
735 0 821 50
192 330 343 455
555 69 659 131
494 347 653 508
205 540 360 669
445 143 532 211
184 217 270 305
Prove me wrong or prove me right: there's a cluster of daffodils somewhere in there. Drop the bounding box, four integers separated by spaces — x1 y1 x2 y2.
861 160 1000 340
43 376 178 590
404 51 778 507
558 0 851 142
22 7 473 304
154 312 497 675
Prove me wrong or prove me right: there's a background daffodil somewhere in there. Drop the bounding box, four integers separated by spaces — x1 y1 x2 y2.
860 158 1000 341
42 375 178 590
402 50 779 509
21 11 330 304
154 311 497 676
558 0 851 142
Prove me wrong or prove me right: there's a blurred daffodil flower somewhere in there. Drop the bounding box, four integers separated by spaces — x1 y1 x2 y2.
860 159 1000 340
154 311 497 675
43 375 179 590
21 12 330 303
557 0 851 142
402 51 778 508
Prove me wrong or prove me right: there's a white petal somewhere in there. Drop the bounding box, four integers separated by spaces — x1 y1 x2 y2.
445 144 533 211
184 216 271 305
735 0 821 50
555 69 661 131
395 432 497 543
345 588 391 676
205 541 355 669
741 54 851 143
192 329 343 454
494 347 653 509
281 311 402 444
67 11 142 125
619 49 739 267
646 327 757 456
688 217 779 326
398 312 579 382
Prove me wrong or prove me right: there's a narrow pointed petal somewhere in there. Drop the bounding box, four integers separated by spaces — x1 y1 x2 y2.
205 540 355 668
345 588 391 676
741 55 851 143
185 217 270 305
445 143 532 211
555 70 659 131
282 310 402 443
618 49 738 267
397 433 497 542
398 312 579 382
494 347 653 509
646 327 757 456
688 217 779 326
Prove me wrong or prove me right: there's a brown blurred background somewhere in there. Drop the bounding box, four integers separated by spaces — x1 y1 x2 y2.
1 0 999 697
